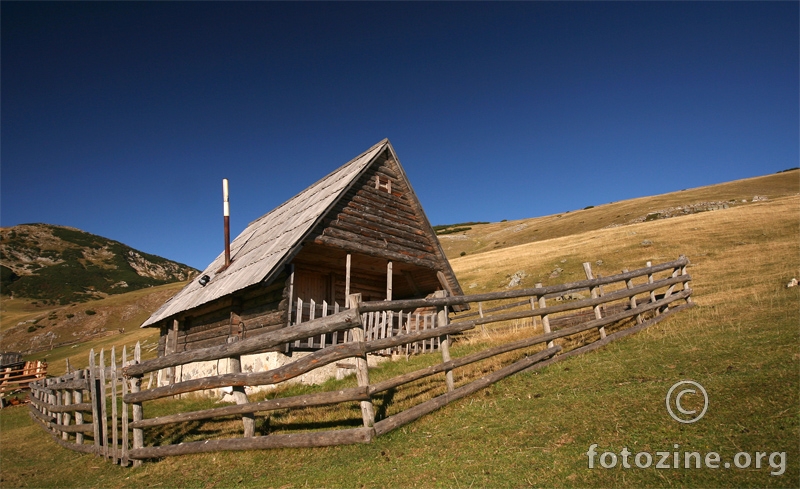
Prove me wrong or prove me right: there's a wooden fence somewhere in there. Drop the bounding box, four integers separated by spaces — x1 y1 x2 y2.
0 360 47 406
28 256 694 465
289 299 442 354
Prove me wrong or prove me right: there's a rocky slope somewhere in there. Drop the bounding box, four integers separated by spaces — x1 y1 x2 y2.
0 224 198 304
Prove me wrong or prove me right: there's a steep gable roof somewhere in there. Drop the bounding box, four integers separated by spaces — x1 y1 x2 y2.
142 139 462 327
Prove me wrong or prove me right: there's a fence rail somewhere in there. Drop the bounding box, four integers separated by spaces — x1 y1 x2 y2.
28 256 694 466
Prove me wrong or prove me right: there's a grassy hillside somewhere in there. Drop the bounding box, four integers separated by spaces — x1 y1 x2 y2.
0 281 183 361
0 223 198 305
0 174 798 488
438 169 799 259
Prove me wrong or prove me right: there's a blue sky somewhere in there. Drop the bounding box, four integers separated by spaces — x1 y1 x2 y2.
2 2 797 270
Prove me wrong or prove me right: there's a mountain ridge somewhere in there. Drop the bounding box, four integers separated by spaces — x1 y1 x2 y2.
0 223 198 305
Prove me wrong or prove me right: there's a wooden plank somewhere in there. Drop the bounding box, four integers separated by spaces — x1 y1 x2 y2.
314 234 440 270
88 350 101 450
74 370 85 446
124 340 367 403
48 422 95 434
338 205 428 238
320 226 438 261
124 307 361 377
28 394 92 413
432 291 454 392
131 386 369 429
129 427 375 460
121 347 129 466
131 342 143 468
100 350 109 458
111 348 119 463
334 213 435 251
344 254 352 307
62 373 78 441
345 199 425 230
386 261 393 301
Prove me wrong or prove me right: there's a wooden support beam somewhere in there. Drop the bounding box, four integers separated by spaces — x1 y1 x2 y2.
434 290 454 392
348 293 375 428
386 261 393 301
345 254 351 307
130 343 143 468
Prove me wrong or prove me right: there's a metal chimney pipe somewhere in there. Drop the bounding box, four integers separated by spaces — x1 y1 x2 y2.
223 178 231 268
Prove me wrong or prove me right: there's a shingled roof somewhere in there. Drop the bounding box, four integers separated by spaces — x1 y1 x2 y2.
142 139 462 327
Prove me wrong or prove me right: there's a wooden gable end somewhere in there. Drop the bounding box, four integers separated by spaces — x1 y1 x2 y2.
308 149 442 271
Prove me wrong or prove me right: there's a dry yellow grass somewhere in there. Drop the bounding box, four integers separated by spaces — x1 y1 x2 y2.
440 169 799 258
450 195 799 307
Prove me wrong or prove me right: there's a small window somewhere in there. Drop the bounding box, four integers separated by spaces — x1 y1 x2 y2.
375 175 392 194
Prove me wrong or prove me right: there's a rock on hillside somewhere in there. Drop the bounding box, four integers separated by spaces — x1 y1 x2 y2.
0 224 198 304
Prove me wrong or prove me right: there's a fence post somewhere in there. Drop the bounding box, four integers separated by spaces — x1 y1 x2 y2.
121 347 129 466
646 261 657 314
536 283 554 348
623 269 642 325
130 342 144 467
111 347 119 463
433 291 455 392
99 349 109 459
61 376 71 441
661 264 682 313
348 293 375 428
54 380 63 434
583 263 606 339
227 309 256 438
74 370 85 446
88 350 102 451
295 298 303 349
680 256 693 304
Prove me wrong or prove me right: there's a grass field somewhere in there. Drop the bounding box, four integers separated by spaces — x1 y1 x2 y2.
0 172 798 488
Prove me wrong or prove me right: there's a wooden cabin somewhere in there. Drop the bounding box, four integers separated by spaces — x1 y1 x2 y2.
142 139 465 361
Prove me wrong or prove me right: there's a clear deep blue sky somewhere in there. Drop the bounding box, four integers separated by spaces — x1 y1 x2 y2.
2 2 798 270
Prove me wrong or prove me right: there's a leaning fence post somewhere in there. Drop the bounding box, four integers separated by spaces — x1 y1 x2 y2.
662 262 682 313
623 269 642 325
680 255 693 304
228 353 255 437
646 261 657 314
348 293 375 428
433 291 455 392
130 342 144 467
583 263 606 339
536 283 554 348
